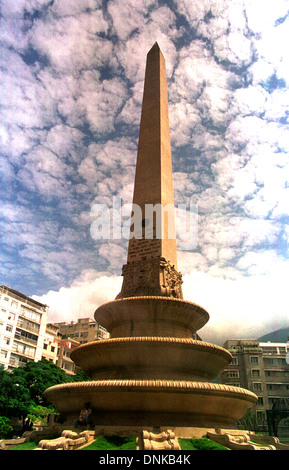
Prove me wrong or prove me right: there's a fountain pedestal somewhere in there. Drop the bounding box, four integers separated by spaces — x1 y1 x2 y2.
44 297 257 430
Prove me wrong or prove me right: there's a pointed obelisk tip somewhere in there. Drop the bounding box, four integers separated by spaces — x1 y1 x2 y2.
148 41 161 54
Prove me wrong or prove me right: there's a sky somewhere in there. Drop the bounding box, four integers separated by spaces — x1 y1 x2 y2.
1 0 289 346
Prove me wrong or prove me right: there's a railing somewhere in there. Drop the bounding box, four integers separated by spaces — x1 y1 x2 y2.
17 317 40 334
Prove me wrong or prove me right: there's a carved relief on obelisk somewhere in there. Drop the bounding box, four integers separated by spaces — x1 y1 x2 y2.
117 43 183 299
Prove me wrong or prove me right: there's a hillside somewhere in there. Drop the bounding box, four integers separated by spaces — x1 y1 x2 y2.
258 326 289 343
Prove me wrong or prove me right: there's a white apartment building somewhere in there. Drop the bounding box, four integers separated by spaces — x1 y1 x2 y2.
0 285 48 370
0 285 110 376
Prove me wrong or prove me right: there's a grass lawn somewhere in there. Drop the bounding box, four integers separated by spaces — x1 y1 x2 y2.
80 435 137 450
8 441 38 450
82 436 228 451
7 435 229 450
178 437 228 450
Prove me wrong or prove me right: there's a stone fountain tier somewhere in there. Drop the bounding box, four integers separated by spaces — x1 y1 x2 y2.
44 295 258 429
44 380 258 428
93 296 210 338
70 337 232 381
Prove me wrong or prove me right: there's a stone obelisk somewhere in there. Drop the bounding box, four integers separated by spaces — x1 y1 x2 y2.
44 43 257 433
118 43 183 300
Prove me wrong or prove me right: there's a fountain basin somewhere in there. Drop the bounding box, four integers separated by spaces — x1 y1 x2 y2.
71 337 232 381
94 296 209 338
44 379 257 428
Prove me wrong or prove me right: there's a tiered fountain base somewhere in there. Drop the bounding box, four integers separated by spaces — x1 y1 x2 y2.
44 297 257 430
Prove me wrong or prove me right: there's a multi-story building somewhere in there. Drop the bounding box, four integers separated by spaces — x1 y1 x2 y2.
54 317 109 345
42 323 80 375
221 339 289 434
0 286 110 376
42 323 61 364
55 337 80 376
0 285 48 370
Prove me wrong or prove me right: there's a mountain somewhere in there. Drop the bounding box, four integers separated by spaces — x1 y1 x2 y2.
258 327 289 343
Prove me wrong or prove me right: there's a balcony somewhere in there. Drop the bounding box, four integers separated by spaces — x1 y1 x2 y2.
14 328 38 346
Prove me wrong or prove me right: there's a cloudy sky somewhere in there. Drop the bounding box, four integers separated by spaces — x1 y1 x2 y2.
1 0 289 345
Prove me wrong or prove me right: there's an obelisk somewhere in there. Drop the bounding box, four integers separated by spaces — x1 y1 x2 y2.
44 43 258 433
118 42 183 299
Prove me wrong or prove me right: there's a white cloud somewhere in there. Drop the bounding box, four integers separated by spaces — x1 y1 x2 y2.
34 270 122 323
1 0 52 17
51 0 102 17
182 268 289 344
107 0 157 41
29 12 110 73
232 85 268 116
0 51 57 132
17 146 72 198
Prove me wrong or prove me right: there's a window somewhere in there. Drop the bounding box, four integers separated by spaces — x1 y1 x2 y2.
6 324 13 333
258 397 264 405
20 305 41 323
253 382 262 391
256 411 266 421
17 317 40 333
0 349 8 359
231 357 238 365
43 343 48 350
267 358 278 365
268 397 279 405
267 383 283 390
227 371 239 378
12 341 35 357
251 369 260 377
9 353 30 367
262 346 278 354
15 328 38 344
250 356 259 364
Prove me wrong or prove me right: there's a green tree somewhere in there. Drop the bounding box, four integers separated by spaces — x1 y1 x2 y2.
26 404 59 426
72 368 92 382
0 359 71 433
18 358 70 406
0 416 13 438
237 409 262 432
0 365 32 419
